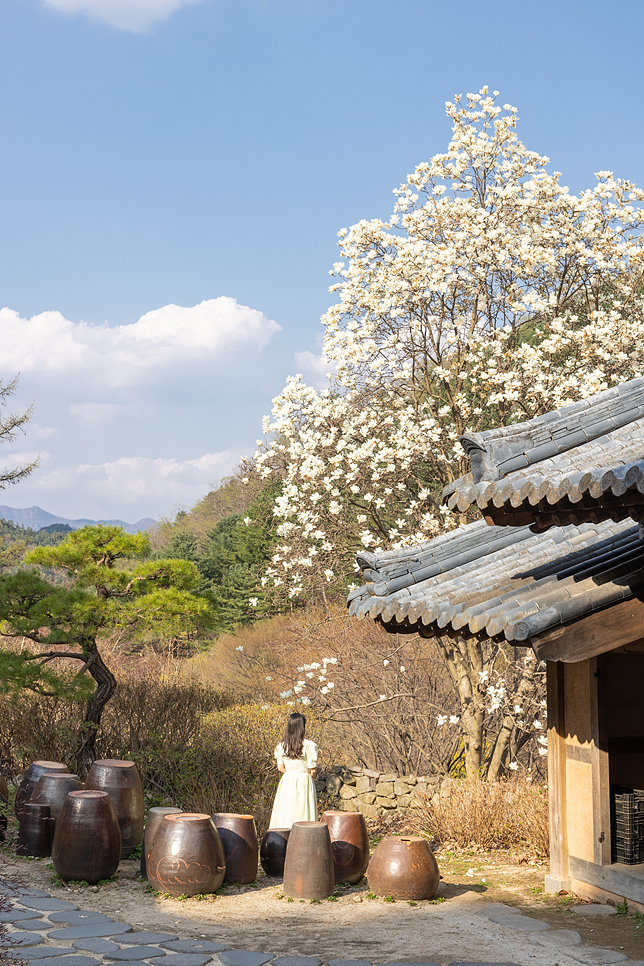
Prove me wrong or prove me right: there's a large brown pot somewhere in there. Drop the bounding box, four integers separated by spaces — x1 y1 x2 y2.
0 775 8 842
30 773 83 833
52 790 121 884
141 807 182 878
321 810 369 885
15 761 69 819
283 821 334 899
17 803 52 857
212 813 258 884
85 759 144 858
146 813 226 897
366 835 440 900
260 828 290 877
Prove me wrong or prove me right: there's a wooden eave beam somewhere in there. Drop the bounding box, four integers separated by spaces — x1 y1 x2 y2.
530 594 644 663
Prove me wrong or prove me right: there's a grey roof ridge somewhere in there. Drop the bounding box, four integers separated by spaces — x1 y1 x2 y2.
369 568 644 642
348 518 640 642
441 377 644 496
347 519 613 611
350 526 601 621
445 448 644 514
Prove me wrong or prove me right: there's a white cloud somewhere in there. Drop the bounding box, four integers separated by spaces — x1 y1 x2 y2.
68 403 130 424
39 0 206 32
293 350 336 389
0 298 281 387
31 451 239 509
31 424 57 440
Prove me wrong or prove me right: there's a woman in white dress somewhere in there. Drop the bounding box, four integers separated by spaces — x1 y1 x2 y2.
269 712 318 829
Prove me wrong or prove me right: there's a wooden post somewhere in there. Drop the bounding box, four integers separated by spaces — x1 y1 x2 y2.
545 660 569 892
590 656 611 867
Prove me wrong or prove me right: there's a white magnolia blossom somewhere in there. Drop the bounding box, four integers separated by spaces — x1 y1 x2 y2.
253 88 644 776
256 88 644 602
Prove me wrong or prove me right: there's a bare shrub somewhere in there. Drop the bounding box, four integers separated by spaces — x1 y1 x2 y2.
186 605 460 776
0 682 230 776
414 778 549 857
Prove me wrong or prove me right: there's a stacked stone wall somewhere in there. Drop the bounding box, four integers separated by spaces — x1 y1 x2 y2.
315 764 448 819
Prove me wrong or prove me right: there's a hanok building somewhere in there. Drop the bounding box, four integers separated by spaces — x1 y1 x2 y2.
348 377 644 909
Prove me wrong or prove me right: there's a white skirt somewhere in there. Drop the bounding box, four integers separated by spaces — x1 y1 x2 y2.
269 771 318 829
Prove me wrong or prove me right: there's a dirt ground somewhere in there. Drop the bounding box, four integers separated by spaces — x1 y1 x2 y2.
2 832 644 964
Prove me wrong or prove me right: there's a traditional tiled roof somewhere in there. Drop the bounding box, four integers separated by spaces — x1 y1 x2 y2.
348 517 644 642
442 378 644 529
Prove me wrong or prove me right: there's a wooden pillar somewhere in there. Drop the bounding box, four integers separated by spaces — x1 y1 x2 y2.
545 660 569 892
590 656 611 867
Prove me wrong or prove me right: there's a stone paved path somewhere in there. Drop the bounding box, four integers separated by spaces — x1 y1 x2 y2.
1 880 643 966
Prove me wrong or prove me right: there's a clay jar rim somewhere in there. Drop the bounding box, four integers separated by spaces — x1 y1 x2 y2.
31 761 69 770
22 803 51 815
92 759 136 769
163 812 211 822
322 810 360 818
386 835 425 843
214 813 254 820
68 790 109 800
293 821 325 828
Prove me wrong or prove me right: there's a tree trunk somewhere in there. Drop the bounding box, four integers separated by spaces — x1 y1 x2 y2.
433 634 487 779
486 664 536 780
72 641 117 778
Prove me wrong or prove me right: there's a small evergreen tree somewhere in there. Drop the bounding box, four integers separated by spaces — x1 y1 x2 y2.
0 525 214 774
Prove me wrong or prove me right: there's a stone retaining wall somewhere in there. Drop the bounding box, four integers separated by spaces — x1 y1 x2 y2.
315 764 448 819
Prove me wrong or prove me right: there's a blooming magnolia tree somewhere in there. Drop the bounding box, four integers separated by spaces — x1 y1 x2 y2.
254 88 644 777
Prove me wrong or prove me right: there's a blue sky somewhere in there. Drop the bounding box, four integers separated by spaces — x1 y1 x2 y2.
2 0 644 522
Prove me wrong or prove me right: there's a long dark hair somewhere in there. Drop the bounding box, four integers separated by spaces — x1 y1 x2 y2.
282 712 306 759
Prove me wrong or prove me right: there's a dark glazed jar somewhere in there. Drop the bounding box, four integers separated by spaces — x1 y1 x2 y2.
85 759 144 858
17 803 52 857
283 821 334 899
52 790 120 884
212 813 258 884
260 828 290 878
321 810 370 884
366 834 440 900
30 773 83 833
15 761 69 819
0 775 8 842
140 807 182 878
146 813 226 897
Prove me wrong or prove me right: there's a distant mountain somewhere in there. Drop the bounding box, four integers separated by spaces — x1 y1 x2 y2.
0 505 156 534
